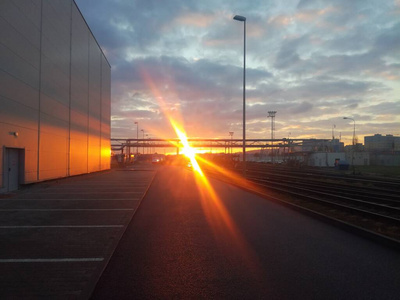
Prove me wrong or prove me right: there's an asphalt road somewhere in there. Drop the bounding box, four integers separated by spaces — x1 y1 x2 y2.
91 165 400 300
0 167 156 298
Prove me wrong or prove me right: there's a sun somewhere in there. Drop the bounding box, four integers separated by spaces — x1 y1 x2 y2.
170 120 203 176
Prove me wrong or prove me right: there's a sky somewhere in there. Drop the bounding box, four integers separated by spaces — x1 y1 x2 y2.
75 0 400 145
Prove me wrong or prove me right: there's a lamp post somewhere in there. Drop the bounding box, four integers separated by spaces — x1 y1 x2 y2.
229 132 234 154
343 117 356 175
146 134 148 154
286 132 292 161
146 134 150 154
141 129 144 154
233 14 246 177
268 111 277 163
134 121 139 155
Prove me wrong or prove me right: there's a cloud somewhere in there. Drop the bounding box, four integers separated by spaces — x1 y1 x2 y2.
289 101 314 114
273 36 305 69
75 0 400 141
373 22 400 58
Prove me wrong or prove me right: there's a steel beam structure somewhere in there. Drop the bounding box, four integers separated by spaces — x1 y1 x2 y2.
111 138 329 152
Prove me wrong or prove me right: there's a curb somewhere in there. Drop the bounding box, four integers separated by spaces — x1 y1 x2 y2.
82 168 159 299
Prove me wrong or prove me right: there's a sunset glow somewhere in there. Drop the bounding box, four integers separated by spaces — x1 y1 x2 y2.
171 121 203 175
139 65 264 272
76 0 400 145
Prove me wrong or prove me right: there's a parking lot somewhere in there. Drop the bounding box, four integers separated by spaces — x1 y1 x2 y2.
0 165 157 298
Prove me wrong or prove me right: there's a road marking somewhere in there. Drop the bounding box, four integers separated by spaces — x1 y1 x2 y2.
42 187 149 190
0 209 134 211
0 258 104 263
0 199 141 201
15 192 145 194
0 225 124 228
44 185 150 187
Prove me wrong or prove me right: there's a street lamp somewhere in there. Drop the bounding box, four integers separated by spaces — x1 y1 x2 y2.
134 121 139 155
146 134 150 154
146 134 148 154
343 117 356 174
233 14 246 177
141 129 144 154
343 117 355 146
286 132 292 161
229 132 234 154
268 111 277 163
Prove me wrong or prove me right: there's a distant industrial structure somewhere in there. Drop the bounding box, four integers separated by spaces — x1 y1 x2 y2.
364 134 400 166
365 134 400 152
294 134 399 167
112 133 400 168
1 1 111 193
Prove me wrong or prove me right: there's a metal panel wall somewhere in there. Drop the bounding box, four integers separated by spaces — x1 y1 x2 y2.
101 55 111 170
0 0 41 188
38 0 71 180
88 34 102 173
69 3 89 176
0 0 110 192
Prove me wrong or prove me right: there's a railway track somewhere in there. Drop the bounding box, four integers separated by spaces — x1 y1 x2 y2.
246 163 400 191
248 176 400 223
201 162 400 244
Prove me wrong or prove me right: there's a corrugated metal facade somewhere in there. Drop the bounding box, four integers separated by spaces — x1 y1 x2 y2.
0 0 111 192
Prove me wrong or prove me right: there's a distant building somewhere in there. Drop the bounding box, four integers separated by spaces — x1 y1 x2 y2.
307 152 369 167
345 152 370 166
302 139 344 152
1 1 111 192
364 134 400 152
344 143 364 152
330 139 345 152
308 152 346 167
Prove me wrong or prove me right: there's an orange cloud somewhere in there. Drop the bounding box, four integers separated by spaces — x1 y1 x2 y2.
268 15 293 26
176 12 215 27
295 6 337 23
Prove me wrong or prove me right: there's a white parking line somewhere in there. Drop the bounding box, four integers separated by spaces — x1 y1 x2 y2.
0 199 141 201
0 258 104 263
0 209 134 211
0 225 124 228
16 192 144 194
43 185 150 188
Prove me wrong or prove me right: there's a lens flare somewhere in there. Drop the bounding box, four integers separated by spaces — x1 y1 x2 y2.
140 68 264 277
170 120 203 176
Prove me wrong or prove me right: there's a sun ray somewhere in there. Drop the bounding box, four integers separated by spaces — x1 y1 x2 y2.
140 68 265 276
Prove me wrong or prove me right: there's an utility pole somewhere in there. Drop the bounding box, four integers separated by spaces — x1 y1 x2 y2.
134 121 139 155
229 132 234 154
141 129 144 154
268 111 277 163
233 15 247 177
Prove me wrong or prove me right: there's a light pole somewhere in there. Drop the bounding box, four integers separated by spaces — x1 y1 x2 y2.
141 129 144 154
146 134 150 154
134 121 139 155
268 111 277 163
233 14 246 177
229 132 234 154
343 117 356 174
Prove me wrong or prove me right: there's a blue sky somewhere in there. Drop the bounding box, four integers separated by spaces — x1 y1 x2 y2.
75 0 400 144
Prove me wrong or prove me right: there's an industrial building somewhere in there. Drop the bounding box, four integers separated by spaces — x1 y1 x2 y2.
365 134 400 152
1 0 111 193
